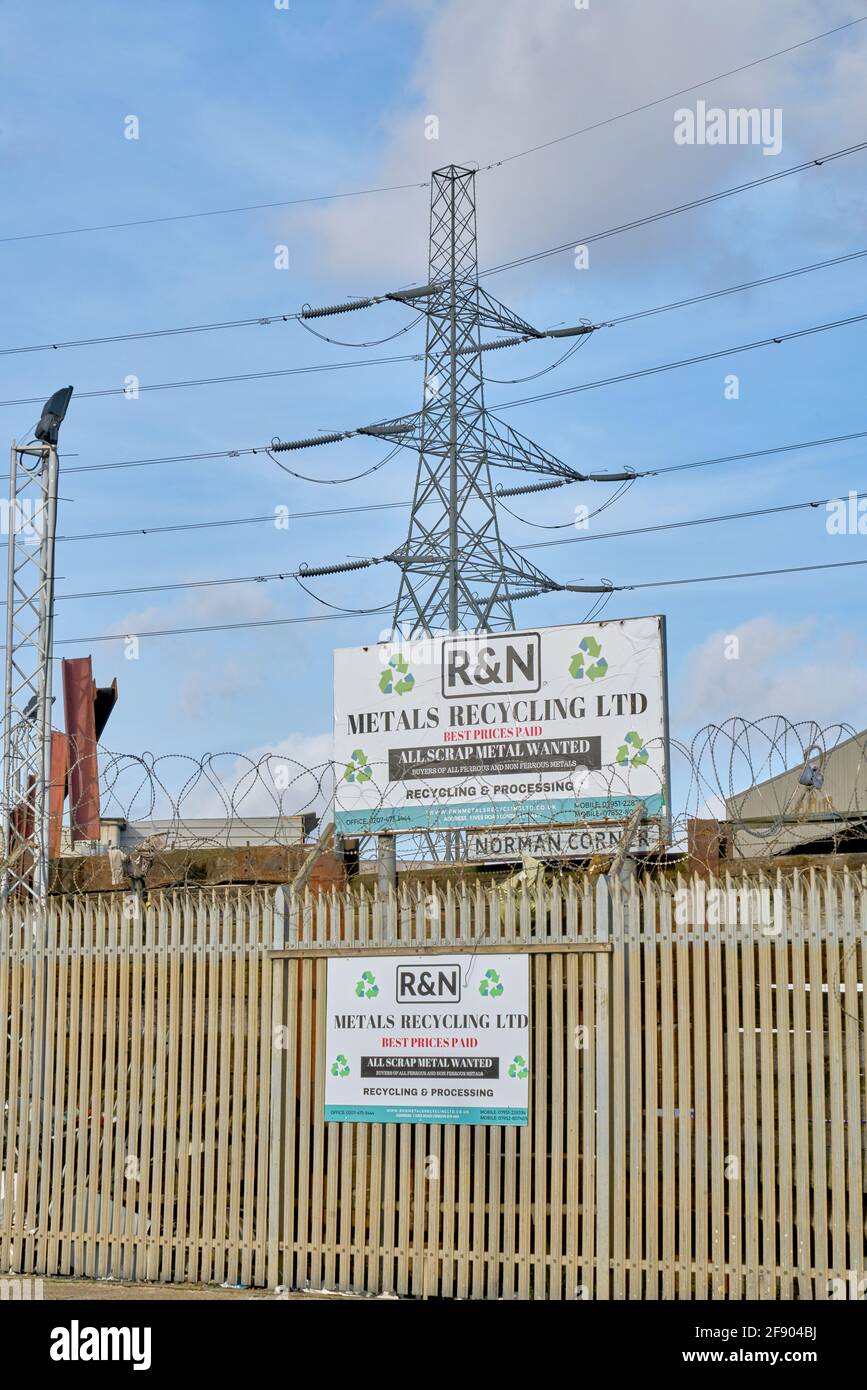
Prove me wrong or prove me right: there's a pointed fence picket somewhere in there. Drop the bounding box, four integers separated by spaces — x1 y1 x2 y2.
0 869 863 1298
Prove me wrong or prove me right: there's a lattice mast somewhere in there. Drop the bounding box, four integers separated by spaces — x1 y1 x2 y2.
273 168 620 624
2 388 71 901
392 164 555 637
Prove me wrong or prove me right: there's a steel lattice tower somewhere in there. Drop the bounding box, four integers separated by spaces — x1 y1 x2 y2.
391 165 569 637
273 167 615 634
2 396 68 903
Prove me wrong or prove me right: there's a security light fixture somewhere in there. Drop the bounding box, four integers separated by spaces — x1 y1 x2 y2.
798 764 824 790
23 694 56 721
34 385 73 446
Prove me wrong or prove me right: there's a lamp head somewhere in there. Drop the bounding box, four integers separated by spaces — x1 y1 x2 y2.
34 386 74 446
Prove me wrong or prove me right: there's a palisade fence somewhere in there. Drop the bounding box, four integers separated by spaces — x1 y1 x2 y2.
0 870 864 1299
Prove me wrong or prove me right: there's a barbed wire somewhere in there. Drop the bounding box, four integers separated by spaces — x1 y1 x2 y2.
0 714 862 894
671 717 867 857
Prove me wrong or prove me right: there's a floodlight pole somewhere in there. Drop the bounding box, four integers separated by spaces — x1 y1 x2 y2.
2 438 60 902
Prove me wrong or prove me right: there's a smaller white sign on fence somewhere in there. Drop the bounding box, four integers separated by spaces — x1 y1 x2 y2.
324 954 530 1126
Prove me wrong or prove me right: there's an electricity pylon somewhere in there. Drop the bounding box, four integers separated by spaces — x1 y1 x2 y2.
274 164 626 634
392 163 575 636
2 388 71 902
271 169 624 862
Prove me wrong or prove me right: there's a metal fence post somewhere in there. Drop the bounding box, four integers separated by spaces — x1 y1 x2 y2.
267 887 289 1288
594 873 612 1299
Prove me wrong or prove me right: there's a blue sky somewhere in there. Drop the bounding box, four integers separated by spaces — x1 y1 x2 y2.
3 0 867 819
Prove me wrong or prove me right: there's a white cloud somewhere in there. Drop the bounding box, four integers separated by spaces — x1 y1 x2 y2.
102 585 281 641
304 0 867 284
101 605 174 638
676 615 867 730
173 730 335 824
176 657 260 719
185 586 278 623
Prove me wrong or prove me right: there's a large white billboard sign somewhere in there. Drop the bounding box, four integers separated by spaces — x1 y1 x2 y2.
333 617 669 836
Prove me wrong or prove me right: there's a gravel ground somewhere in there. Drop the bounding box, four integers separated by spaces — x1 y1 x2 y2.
27 1277 376 1301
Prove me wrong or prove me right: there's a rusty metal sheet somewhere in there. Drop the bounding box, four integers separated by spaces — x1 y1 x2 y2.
62 656 100 842
93 677 118 741
48 731 69 860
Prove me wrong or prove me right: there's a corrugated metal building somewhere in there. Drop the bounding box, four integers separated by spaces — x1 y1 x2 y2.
724 727 867 858
60 814 317 855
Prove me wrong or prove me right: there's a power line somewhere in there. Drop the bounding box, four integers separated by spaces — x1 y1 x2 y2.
54 566 388 605
622 556 867 593
3 14 861 250
1 423 860 544
4 190 864 366
0 350 421 409
484 333 591 386
46 609 376 649
39 499 413 543
27 445 268 478
497 309 867 410
518 489 865 552
5 325 593 409
480 15 867 170
0 178 430 246
46 554 402 608
266 442 402 485
44 555 867 649
295 310 427 349
479 140 867 279
293 573 392 616
639 426 867 478
4 297 862 421
0 310 304 357
499 476 634 530
606 247 867 327
0 302 429 360
44 487 864 605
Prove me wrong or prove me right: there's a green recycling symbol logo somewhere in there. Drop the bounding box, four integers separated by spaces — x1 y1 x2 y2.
569 634 608 682
508 1055 529 1080
355 970 379 1000
479 968 504 999
343 749 372 783
379 654 415 697
330 1054 350 1078
616 731 650 768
